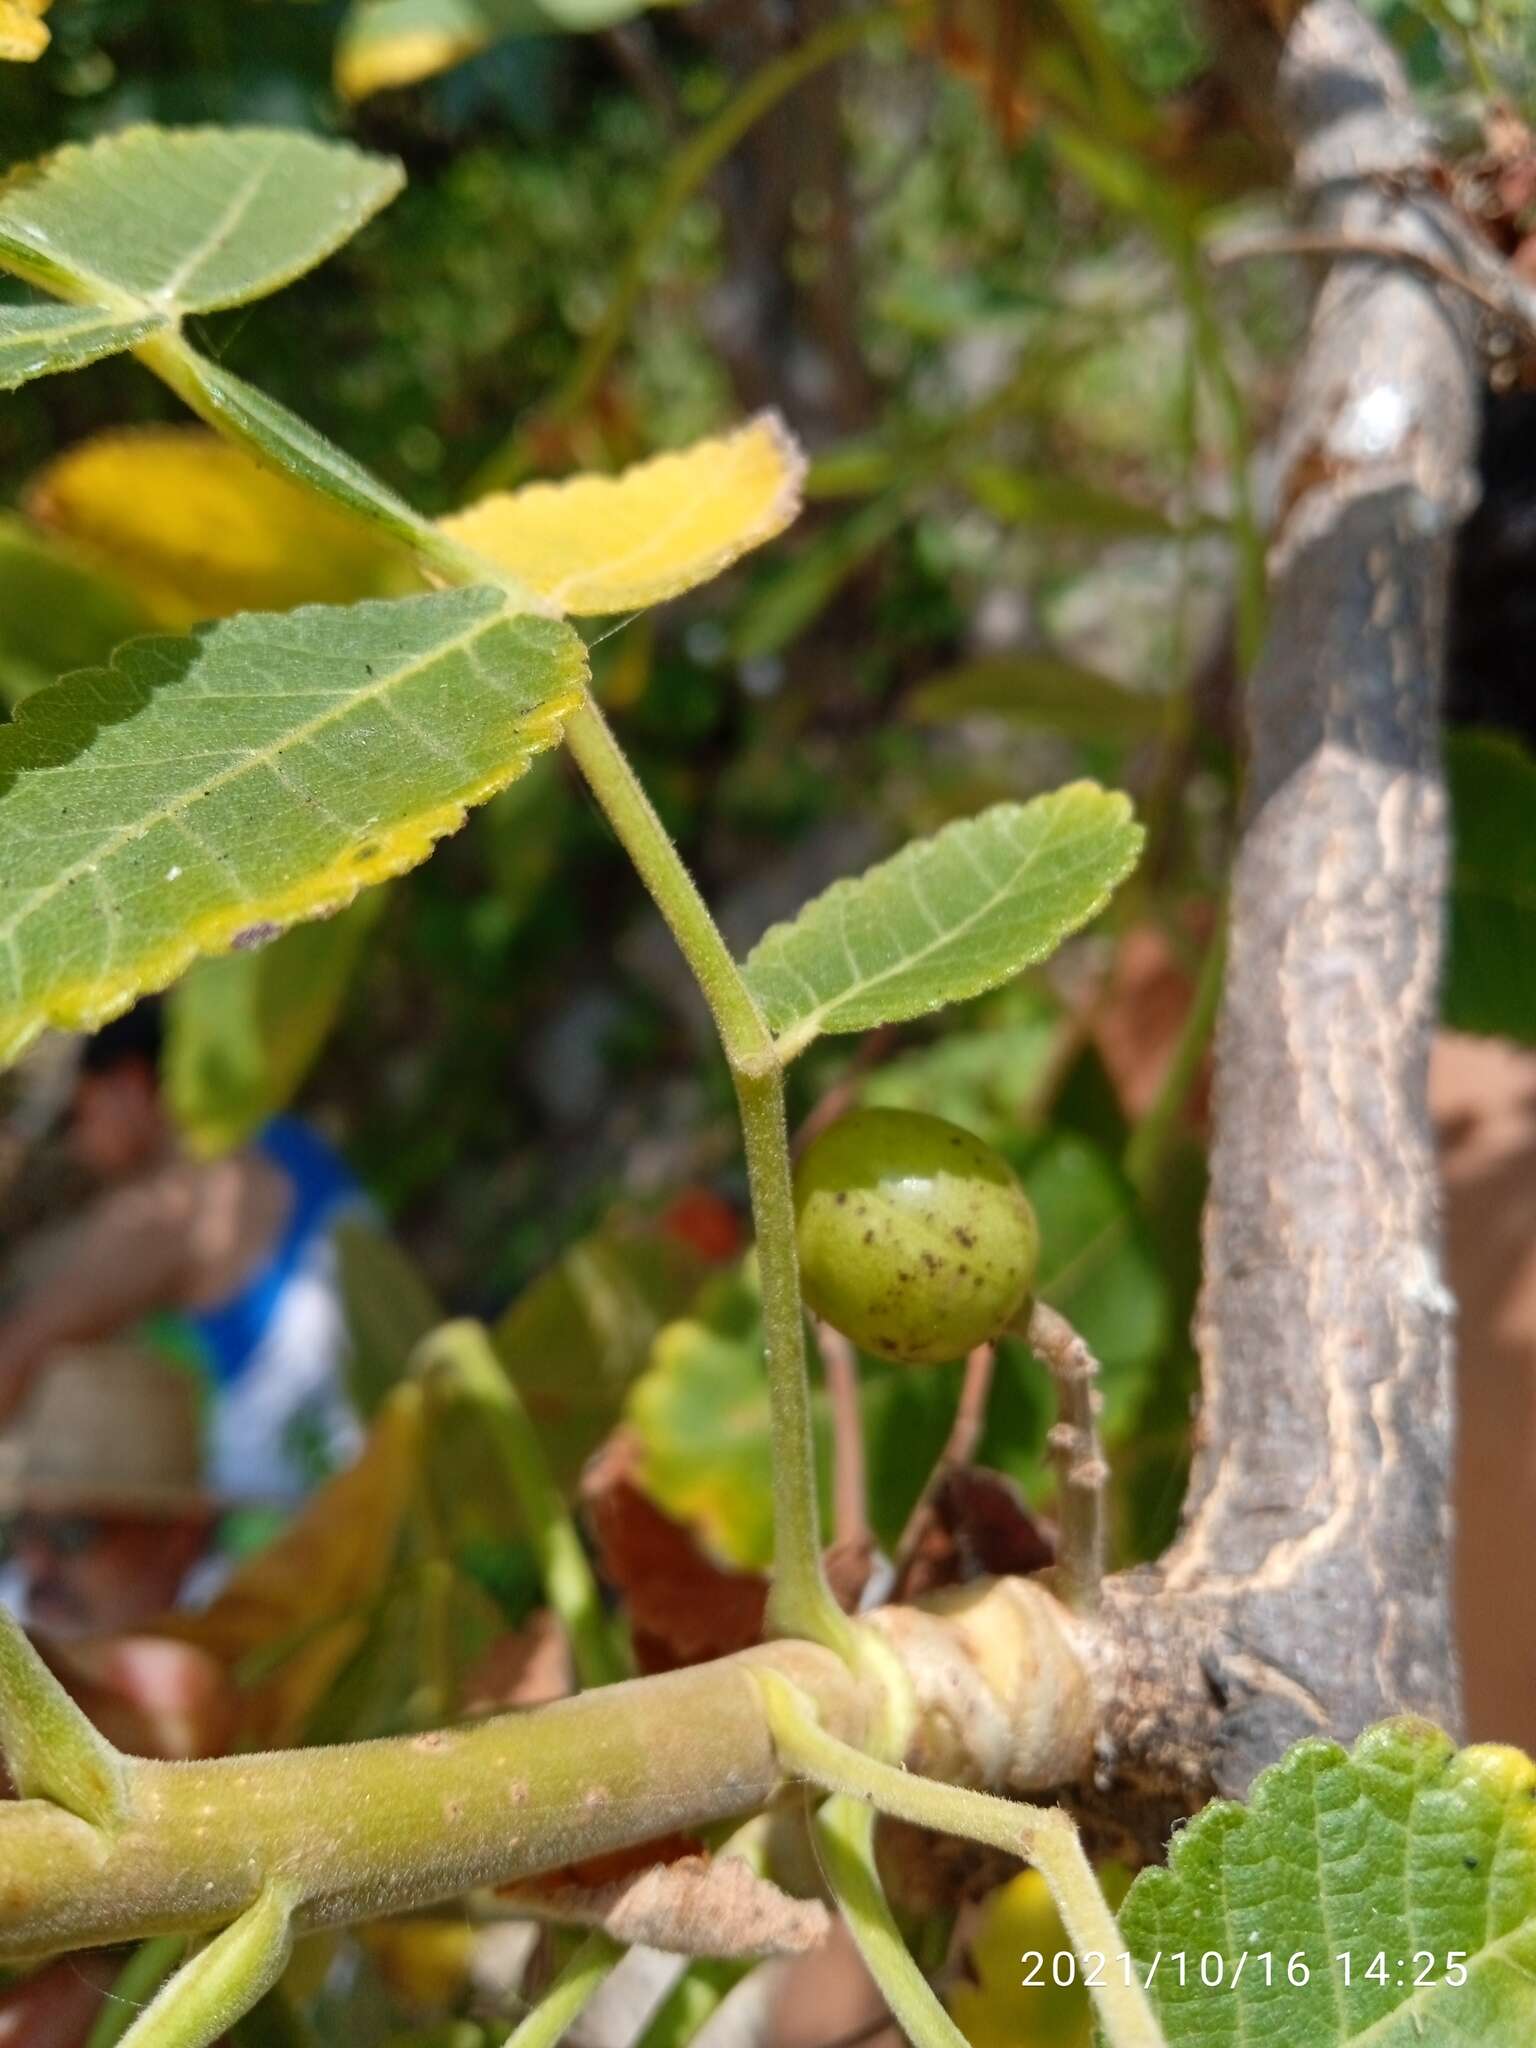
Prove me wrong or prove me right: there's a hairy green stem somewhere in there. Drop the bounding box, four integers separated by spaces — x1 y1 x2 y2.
562 692 851 1656
414 1318 625 1689
757 1674 1166 2048
131 330 537 604
0 1606 127 1826
128 304 848 1663
815 1795 970 2048
0 1642 868 1963
116 1883 295 2048
502 1930 624 2048
469 6 904 495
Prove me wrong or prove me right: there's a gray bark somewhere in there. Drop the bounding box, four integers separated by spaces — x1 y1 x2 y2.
1093 0 1483 1816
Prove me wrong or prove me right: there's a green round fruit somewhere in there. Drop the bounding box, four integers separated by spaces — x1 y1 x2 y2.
794 1107 1039 1366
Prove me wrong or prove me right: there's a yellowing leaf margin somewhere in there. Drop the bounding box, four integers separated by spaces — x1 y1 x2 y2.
439 414 806 615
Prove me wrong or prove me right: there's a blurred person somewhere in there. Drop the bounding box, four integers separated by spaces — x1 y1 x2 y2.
0 1347 218 1641
0 1001 366 1518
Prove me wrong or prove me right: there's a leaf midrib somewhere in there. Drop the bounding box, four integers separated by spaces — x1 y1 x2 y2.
759 799 1099 1056
153 141 279 305
0 599 507 945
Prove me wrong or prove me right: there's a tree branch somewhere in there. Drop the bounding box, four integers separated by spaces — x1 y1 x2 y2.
1097 0 1479 1810
0 1585 1096 1962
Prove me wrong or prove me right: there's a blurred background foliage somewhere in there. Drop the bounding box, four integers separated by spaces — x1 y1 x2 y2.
2 0 1535 2037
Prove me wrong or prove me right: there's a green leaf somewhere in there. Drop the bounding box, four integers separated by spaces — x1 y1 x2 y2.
0 126 402 316
0 514 151 708
627 1265 805 1571
743 785 1143 1062
334 1218 445 1417
1114 1718 1536 2045
157 344 443 561
165 894 385 1155
1445 729 1536 1045
906 655 1169 746
861 985 1061 1131
492 1213 707 1493
0 588 585 1068
964 463 1188 541
0 298 166 389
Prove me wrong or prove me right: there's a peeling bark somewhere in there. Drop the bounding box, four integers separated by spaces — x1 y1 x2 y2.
1092 0 1482 1817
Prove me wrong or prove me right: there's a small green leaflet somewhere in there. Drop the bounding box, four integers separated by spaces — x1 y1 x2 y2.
1113 1718 1536 2045
0 300 164 390
743 784 1142 1062
0 587 585 1068
0 127 402 383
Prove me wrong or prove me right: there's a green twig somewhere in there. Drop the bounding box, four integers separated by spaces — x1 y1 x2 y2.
816 1794 970 2048
129 303 850 1666
0 1641 870 1962
468 7 905 496
0 1606 128 1827
757 1673 1166 2048
116 1883 296 2048
413 1318 625 1690
562 694 851 1658
502 1930 624 2048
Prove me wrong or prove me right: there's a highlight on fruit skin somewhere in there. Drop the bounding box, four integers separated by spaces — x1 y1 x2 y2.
793 1107 1039 1366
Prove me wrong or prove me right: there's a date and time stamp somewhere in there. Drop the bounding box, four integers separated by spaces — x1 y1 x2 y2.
1020 1948 1471 1992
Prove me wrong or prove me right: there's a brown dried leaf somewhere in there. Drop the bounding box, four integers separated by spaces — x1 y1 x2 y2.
581 1434 873 1671
502 1854 831 1960
895 1465 1053 1602
461 1608 573 1715
162 1385 421 1746
581 1432 768 1672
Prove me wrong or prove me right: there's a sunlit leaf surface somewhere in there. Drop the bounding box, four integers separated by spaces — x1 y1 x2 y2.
744 785 1142 1060
440 415 804 616
1115 1719 1536 2045
0 588 585 1066
0 126 401 342
27 428 413 627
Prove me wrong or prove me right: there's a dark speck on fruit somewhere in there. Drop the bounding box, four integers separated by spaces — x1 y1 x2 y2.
953 1227 976 1249
835 1191 847 1206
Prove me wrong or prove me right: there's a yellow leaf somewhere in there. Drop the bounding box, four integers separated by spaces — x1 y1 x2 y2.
337 23 484 102
0 0 49 62
26 426 416 628
439 414 805 615
949 1865 1131 2048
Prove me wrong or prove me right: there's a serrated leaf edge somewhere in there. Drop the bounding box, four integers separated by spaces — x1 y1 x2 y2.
745 784 1143 1063
441 411 807 617
1120 1716 1536 2046
0 593 585 1066
0 125 404 318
